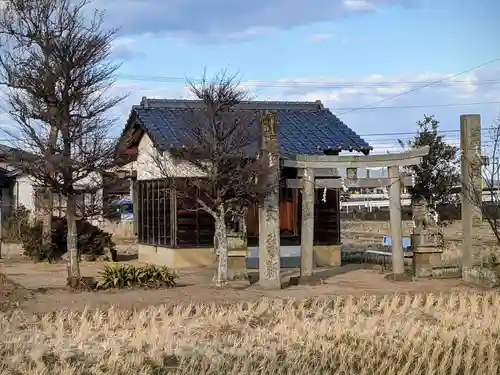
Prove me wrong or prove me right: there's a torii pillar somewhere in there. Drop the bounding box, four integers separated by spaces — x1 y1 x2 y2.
388 165 404 275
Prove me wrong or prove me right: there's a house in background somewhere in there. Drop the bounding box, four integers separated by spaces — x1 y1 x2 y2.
0 144 93 218
0 144 130 221
0 145 39 217
115 97 372 269
339 167 412 211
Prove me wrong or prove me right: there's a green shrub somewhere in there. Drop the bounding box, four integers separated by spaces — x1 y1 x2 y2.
97 263 178 289
21 225 55 261
21 216 116 262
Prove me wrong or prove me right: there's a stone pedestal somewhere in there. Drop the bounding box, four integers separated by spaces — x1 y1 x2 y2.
411 199 442 278
228 232 247 252
227 232 248 279
413 244 442 278
313 245 341 267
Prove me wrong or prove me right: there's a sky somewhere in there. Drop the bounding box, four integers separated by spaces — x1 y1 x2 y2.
4 0 500 154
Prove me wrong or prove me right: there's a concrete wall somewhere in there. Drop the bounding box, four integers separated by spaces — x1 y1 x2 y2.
138 243 341 269
138 244 249 269
340 220 495 239
99 220 135 240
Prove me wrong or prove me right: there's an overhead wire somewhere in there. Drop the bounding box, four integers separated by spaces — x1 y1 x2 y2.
114 74 500 88
336 56 500 115
1 57 499 152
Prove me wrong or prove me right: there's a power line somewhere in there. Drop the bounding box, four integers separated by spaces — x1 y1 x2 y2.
356 127 496 137
0 137 495 146
336 56 500 116
332 101 500 112
115 74 500 88
379 125 500 134
0 127 496 143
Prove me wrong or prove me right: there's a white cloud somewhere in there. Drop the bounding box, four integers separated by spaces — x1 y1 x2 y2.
95 0 413 43
342 0 377 12
306 33 336 43
110 37 145 60
305 33 369 45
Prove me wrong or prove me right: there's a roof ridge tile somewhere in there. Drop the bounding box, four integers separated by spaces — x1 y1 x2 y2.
139 97 324 111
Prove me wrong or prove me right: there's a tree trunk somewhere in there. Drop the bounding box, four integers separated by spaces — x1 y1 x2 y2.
213 208 229 286
43 123 58 246
42 187 53 245
66 194 81 287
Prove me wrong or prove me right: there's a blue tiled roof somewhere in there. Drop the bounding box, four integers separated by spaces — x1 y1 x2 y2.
129 98 372 155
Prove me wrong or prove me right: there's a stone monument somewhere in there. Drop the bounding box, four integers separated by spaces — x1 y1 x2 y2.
412 198 443 277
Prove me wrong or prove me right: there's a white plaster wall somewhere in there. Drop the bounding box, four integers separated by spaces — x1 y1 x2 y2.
13 175 36 213
11 173 104 218
136 134 205 180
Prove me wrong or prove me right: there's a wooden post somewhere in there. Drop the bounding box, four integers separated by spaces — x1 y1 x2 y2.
388 166 404 275
170 183 177 248
460 114 482 278
258 111 281 289
300 167 314 277
131 179 138 235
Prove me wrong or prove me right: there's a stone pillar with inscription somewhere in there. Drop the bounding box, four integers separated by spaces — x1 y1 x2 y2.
460 114 482 280
258 111 281 289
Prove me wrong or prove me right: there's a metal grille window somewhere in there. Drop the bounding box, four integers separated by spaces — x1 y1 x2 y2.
137 179 171 246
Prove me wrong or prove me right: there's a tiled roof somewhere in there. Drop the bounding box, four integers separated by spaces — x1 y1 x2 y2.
128 98 372 155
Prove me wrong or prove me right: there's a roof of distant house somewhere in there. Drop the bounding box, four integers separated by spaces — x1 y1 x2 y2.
0 167 16 185
121 97 372 155
0 144 37 163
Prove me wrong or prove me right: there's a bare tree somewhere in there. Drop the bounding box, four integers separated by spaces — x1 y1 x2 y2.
0 0 125 287
152 72 275 286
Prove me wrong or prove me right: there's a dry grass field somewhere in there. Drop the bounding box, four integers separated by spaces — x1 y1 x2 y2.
2 291 500 375
1 219 499 374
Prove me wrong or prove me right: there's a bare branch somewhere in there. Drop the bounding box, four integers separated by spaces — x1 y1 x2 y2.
151 71 275 219
0 0 126 284
0 0 125 194
148 71 278 285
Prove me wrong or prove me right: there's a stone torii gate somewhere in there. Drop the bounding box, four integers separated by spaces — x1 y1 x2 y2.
256 111 430 288
257 111 430 289
283 148 430 282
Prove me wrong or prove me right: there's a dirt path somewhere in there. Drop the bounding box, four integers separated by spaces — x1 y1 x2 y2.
0 260 479 314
